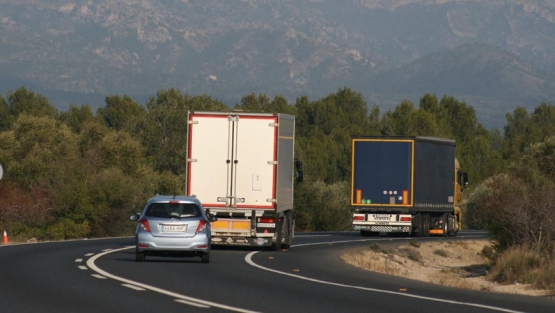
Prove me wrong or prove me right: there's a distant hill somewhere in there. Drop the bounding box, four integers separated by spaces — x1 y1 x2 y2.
1 0 555 129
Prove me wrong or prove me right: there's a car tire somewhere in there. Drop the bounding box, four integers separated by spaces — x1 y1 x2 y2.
201 252 210 263
136 251 145 262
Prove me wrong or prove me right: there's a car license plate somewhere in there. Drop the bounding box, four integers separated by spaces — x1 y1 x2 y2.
163 225 186 232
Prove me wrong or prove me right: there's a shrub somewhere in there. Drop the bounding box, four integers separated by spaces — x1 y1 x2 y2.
488 245 542 284
293 180 351 231
434 249 448 257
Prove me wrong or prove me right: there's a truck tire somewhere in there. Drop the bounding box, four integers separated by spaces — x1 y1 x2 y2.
270 219 283 251
416 213 430 237
422 213 430 237
281 212 293 249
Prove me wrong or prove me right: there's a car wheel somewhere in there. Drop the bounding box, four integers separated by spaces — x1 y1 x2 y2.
201 252 210 263
136 251 145 262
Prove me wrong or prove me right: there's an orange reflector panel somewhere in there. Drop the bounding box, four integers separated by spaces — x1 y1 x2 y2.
429 229 444 234
231 221 250 230
402 190 408 205
356 189 362 204
212 220 229 230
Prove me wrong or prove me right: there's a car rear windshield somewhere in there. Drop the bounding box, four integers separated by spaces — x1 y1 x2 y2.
145 202 201 218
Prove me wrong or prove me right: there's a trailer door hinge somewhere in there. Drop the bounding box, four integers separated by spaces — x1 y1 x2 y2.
267 161 277 165
188 120 198 125
266 198 276 203
187 158 197 162
269 123 278 127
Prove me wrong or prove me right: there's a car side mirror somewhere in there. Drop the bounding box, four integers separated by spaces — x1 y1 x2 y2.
208 213 218 222
130 213 140 221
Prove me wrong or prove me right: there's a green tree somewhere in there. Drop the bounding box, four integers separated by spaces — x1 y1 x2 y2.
59 104 99 133
503 106 530 160
528 103 555 145
97 95 146 132
295 88 372 183
186 94 228 111
0 95 10 131
143 88 190 175
7 87 58 119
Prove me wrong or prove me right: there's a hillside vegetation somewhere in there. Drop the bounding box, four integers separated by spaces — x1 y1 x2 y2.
2 0 555 128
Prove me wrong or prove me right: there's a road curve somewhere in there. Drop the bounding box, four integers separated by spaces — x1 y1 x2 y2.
0 231 553 313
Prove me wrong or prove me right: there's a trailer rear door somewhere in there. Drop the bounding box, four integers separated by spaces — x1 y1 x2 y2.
187 113 277 209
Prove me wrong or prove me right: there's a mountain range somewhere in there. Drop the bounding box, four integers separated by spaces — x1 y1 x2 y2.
1 0 555 129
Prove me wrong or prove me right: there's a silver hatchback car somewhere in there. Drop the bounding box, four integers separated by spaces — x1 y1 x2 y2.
130 195 217 263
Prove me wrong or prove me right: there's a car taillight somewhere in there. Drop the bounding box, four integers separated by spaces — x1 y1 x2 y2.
259 217 275 223
353 216 364 221
139 219 151 232
196 220 207 234
400 217 411 222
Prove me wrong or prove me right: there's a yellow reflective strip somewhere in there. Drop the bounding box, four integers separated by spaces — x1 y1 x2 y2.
232 221 250 230
429 229 444 234
212 220 230 230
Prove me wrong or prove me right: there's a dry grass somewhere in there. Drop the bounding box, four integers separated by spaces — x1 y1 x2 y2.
341 239 553 296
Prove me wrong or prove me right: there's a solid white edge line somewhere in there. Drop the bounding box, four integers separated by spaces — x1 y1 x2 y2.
174 299 210 308
244 240 525 313
91 274 106 279
86 247 259 313
122 283 146 291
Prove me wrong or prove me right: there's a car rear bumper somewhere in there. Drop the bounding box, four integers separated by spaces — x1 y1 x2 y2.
135 232 211 253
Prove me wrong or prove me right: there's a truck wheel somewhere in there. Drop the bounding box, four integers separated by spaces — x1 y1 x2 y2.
281 213 292 250
423 213 431 237
419 213 430 237
270 219 283 251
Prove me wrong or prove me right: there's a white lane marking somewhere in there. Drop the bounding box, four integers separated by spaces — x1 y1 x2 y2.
75 258 83 262
175 299 210 308
245 241 524 313
85 253 94 257
86 247 259 313
101 249 113 252
92 274 107 279
78 265 88 270
294 234 331 237
122 284 146 291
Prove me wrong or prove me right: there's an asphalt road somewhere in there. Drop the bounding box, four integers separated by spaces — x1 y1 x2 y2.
0 231 554 313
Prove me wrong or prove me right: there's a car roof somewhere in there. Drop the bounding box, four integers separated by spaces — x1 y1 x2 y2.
147 195 201 205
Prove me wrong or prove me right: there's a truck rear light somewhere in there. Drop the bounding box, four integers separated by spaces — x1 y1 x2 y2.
400 217 411 222
259 217 275 223
353 216 364 221
196 220 208 233
139 219 151 232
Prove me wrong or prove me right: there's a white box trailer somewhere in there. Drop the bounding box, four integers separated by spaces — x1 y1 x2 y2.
186 111 301 250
